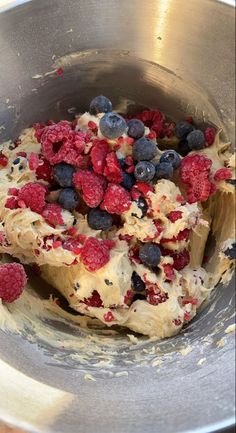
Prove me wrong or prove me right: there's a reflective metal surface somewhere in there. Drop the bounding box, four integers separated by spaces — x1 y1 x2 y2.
0 1 235 433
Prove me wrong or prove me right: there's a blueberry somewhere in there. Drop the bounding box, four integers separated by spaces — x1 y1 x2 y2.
155 162 173 180
127 119 145 139
53 163 76 187
160 150 181 169
224 243 236 260
89 95 112 115
87 208 113 231
121 172 135 190
132 197 148 218
134 161 156 183
178 139 190 156
13 157 20 165
175 121 194 139
58 188 80 211
187 130 205 150
131 271 146 292
132 137 157 161
139 243 161 267
118 158 126 169
99 112 126 139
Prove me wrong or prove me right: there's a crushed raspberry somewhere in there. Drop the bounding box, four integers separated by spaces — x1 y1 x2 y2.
0 154 8 167
103 239 116 249
101 183 131 214
182 297 198 306
128 246 142 264
124 156 134 166
130 187 141 201
56 67 63 76
41 121 85 166
73 170 105 207
103 152 123 183
161 228 190 244
41 204 64 226
103 311 115 322
135 182 154 196
163 121 176 138
146 284 169 305
185 116 193 124
163 264 175 281
184 311 191 321
125 165 135 174
119 234 133 243
8 188 19 196
67 227 78 237
91 140 109 174
173 318 182 326
124 289 134 305
36 158 54 183
62 238 82 255
88 121 98 134
18 182 46 213
176 195 185 204
214 168 232 181
80 237 111 271
0 263 27 303
180 154 214 203
167 211 183 222
172 249 190 270
16 151 27 158
5 196 19 209
204 127 216 146
52 240 62 249
83 290 104 308
29 153 39 171
147 131 156 140
134 110 165 137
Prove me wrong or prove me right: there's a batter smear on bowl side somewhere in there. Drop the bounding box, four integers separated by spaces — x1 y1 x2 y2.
0 95 235 337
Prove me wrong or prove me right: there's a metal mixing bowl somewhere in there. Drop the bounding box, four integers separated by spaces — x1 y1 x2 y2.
0 1 235 432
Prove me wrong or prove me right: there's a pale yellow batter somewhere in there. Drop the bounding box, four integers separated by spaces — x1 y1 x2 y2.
0 112 235 337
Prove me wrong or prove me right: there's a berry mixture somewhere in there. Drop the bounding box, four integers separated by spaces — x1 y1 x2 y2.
0 95 234 338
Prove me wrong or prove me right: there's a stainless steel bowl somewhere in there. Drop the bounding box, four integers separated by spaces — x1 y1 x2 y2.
0 1 235 433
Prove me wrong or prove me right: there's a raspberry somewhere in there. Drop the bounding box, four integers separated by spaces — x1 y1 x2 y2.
29 153 39 171
0 263 27 303
103 152 123 183
18 183 46 213
163 264 175 281
214 168 232 181
36 158 54 183
8 188 19 196
41 204 64 226
172 249 190 270
80 237 111 271
173 318 182 326
161 228 190 244
135 182 154 196
41 121 85 166
184 312 191 321
73 170 105 207
16 151 27 158
182 297 198 306
103 311 115 322
124 289 134 305
187 173 212 203
100 184 131 214
180 154 212 183
146 284 169 305
83 290 104 307
5 197 19 209
62 238 82 255
134 110 165 137
0 154 8 167
167 211 183 222
204 127 216 146
180 154 214 203
163 121 176 138
91 140 109 174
